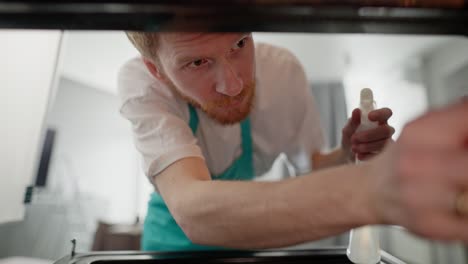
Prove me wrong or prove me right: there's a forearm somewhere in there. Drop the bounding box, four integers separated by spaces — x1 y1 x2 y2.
312 147 352 170
174 163 378 249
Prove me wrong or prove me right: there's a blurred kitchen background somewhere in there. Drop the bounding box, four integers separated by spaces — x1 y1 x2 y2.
0 30 467 264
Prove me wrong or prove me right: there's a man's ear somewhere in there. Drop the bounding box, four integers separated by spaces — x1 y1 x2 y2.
143 57 166 83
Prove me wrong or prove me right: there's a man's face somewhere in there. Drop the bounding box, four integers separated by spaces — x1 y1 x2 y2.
156 32 256 125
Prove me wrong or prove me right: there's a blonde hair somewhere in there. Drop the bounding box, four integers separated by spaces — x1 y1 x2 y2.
125 31 160 63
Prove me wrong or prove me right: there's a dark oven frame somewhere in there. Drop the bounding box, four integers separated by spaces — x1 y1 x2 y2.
54 248 406 264
0 1 467 35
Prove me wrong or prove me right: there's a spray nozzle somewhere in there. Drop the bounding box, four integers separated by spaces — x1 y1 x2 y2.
360 88 373 102
360 88 375 110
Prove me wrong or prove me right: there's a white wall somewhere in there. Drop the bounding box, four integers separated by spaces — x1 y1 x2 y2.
0 75 154 261
45 77 145 224
60 31 139 94
423 37 468 108
0 30 62 224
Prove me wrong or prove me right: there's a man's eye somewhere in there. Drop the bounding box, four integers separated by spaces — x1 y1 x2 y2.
232 37 248 51
237 38 246 48
189 59 208 68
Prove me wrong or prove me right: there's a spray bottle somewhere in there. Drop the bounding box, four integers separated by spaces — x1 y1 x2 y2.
346 88 381 264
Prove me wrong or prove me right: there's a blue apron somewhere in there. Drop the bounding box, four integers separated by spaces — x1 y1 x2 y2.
142 104 255 251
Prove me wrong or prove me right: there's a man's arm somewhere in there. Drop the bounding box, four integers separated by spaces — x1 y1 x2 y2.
312 148 350 170
155 156 378 249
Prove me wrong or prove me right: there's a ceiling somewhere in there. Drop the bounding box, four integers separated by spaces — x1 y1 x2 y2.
59 31 455 95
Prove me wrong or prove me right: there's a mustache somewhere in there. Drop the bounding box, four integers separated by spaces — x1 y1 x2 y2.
207 85 252 108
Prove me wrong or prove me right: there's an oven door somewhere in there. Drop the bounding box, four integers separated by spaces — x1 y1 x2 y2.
54 248 406 264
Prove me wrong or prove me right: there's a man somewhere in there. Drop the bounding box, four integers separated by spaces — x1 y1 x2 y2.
118 32 468 251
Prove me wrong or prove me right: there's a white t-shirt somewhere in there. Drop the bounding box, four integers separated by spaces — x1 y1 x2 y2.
118 43 324 182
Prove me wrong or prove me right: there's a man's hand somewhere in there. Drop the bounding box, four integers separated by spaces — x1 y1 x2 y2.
370 100 468 242
342 108 395 162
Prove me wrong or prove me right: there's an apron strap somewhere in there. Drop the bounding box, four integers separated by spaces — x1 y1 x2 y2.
188 104 199 134
187 103 254 178
239 117 254 178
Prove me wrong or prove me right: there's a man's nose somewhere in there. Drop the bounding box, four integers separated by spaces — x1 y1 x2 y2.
215 59 243 97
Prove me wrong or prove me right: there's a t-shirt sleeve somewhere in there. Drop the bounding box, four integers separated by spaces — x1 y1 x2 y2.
117 58 204 182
